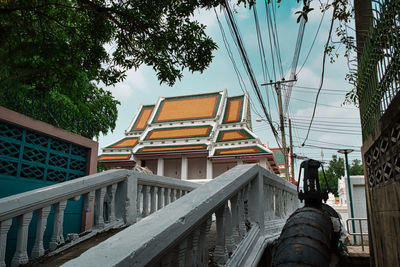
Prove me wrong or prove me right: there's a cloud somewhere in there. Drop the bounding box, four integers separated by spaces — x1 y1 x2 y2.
106 67 148 100
192 8 217 30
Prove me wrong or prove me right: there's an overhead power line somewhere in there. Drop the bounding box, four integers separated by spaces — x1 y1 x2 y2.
297 0 329 75
223 0 280 146
302 7 340 145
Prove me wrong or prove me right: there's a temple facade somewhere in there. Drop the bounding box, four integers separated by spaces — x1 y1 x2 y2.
98 90 280 181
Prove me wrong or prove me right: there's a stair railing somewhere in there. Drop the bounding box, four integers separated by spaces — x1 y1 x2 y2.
61 164 298 267
0 169 198 267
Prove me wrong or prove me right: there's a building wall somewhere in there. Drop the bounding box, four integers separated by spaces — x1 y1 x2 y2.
187 157 206 180
143 159 157 174
346 176 368 235
212 161 237 178
164 158 181 179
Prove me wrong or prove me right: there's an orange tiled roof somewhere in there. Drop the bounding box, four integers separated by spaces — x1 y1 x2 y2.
144 126 212 140
136 144 207 154
153 93 221 123
213 146 269 156
216 129 253 142
98 154 131 161
222 96 244 124
129 105 154 131
107 137 138 148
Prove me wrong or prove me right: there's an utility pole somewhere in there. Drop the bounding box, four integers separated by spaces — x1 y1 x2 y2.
289 118 295 182
261 79 296 181
275 82 290 181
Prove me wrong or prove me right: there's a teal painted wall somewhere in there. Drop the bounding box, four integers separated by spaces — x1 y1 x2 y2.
0 120 88 265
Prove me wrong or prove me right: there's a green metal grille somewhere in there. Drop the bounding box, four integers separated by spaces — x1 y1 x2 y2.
357 0 400 139
0 120 88 183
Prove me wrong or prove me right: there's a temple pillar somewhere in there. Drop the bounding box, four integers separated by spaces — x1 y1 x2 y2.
157 158 164 176
181 156 188 180
206 159 213 180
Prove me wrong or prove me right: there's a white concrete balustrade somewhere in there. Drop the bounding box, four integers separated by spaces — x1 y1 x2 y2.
0 170 198 267
62 164 299 267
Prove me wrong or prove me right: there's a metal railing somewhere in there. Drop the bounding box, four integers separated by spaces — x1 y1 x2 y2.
346 218 368 251
357 0 400 138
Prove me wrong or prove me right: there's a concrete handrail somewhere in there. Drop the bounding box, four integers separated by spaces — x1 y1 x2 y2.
62 164 299 267
0 169 129 222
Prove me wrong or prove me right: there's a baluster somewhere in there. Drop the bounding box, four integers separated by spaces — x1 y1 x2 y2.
191 228 200 266
11 212 33 266
282 191 287 218
244 183 250 224
265 185 274 220
224 203 234 254
95 187 107 229
150 186 157 214
176 189 181 199
238 190 246 238
49 200 67 250
137 184 143 216
177 239 187 267
107 183 118 223
198 217 212 266
31 207 51 258
0 219 12 267
83 191 95 212
164 188 171 206
277 189 282 218
230 194 240 243
214 206 227 265
182 190 186 196
142 185 150 217
161 251 173 267
171 189 177 202
274 188 279 218
158 187 165 210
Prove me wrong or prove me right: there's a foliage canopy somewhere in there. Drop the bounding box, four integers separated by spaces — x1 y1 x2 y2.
319 155 364 196
0 0 252 138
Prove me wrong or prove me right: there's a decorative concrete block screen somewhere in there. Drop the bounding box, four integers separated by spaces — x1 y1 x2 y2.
0 120 88 197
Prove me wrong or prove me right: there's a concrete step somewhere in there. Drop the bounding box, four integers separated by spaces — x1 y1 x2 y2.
22 228 126 267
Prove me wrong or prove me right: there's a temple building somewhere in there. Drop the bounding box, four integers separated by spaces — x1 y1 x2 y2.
98 90 280 181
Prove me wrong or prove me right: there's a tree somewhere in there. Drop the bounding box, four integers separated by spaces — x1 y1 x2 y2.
319 155 364 196
0 0 253 138
319 155 345 196
349 158 364 175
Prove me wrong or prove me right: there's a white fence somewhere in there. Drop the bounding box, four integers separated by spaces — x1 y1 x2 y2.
62 164 299 267
0 169 198 267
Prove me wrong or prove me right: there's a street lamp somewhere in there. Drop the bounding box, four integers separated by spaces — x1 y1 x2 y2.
338 149 356 244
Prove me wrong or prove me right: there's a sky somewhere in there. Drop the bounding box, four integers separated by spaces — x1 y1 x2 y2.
98 1 362 176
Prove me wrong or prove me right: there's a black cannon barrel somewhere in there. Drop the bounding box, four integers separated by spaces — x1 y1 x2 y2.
272 207 333 267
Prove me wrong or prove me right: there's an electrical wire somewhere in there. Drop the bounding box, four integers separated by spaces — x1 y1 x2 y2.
223 0 281 148
302 8 337 146
297 0 329 75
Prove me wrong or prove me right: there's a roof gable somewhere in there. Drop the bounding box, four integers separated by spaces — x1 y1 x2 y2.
129 105 154 132
106 137 138 148
216 129 254 142
213 145 269 157
136 144 207 154
222 95 244 124
144 126 212 140
152 92 222 123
